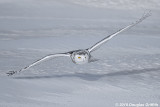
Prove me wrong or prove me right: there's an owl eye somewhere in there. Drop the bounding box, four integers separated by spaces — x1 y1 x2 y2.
78 57 81 59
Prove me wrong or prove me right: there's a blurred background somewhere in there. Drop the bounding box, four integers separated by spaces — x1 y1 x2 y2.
0 0 160 107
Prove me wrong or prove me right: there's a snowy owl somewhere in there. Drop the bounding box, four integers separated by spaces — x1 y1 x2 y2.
7 11 151 76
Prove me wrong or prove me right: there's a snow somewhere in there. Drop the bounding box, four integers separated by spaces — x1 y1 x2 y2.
0 0 160 107
68 0 160 10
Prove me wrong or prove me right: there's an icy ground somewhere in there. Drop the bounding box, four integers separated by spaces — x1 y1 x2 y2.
0 0 160 107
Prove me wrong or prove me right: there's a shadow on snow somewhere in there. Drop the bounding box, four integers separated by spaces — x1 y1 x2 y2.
14 67 160 81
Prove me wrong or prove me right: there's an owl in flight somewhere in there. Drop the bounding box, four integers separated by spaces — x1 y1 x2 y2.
7 11 151 76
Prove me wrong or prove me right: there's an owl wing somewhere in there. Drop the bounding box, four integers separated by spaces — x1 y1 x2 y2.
7 53 70 76
88 11 151 52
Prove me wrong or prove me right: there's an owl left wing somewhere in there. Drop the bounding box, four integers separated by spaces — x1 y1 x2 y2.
88 11 151 53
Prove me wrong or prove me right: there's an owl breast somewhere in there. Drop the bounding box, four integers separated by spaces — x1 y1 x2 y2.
71 50 90 64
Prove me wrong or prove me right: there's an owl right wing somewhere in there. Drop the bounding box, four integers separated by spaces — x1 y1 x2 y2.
7 53 71 76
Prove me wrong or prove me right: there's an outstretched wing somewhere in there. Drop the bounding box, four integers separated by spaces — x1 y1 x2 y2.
7 53 70 76
87 11 151 52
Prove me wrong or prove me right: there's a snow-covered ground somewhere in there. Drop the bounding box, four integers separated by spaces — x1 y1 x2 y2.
0 0 160 107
